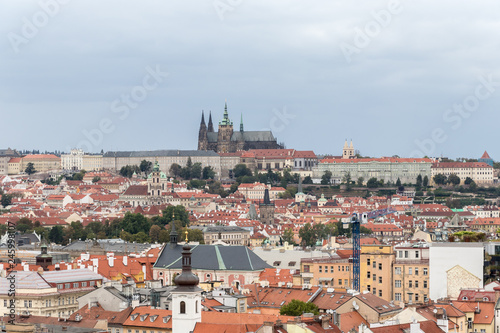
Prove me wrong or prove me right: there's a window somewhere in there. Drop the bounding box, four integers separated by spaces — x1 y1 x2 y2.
415 251 419 258
423 268 428 276
57 284 63 289
367 285 371 291
73 283 78 288
415 268 419 276
415 293 419 302
378 263 382 270
339 279 342 285
319 266 322 273
395 267 401 275
331 266 334 273
409 280 413 288
379 277 382 283
379 290 382 297
395 280 402 288
408 267 412 275
373 261 376 268
196 300 198 313
405 251 408 258
367 272 371 278
398 251 402 258
342 266 345 271
424 280 428 288
415 281 419 288
180 301 186 314
65 283 70 289
373 274 376 281
367 258 371 265
372 288 376 295
395 293 402 301
345 279 348 286
303 265 310 273
82 282 87 287
4 300 6 307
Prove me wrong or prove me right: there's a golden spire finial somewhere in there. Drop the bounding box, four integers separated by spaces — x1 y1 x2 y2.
185 230 189 243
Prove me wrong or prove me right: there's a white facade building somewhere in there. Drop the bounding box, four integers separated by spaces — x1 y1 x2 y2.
429 243 484 301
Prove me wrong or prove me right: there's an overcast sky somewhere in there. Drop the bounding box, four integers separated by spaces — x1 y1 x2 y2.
1 0 499 159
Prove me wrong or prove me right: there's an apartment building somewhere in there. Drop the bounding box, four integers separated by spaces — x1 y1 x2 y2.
360 245 395 302
392 242 430 306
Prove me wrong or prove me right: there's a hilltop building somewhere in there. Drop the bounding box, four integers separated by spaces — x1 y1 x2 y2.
197 102 283 153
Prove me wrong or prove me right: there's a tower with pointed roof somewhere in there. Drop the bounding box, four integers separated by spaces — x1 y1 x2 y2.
479 151 494 167
197 111 208 150
171 240 202 333
342 139 355 159
196 101 283 153
217 101 234 153
259 186 275 225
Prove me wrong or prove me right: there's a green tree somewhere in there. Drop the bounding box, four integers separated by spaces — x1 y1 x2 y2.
1 194 12 208
202 166 216 180
191 163 202 179
282 228 295 245
303 176 313 184
162 206 190 227
447 174 460 186
140 160 153 175
280 299 319 316
132 231 150 243
416 174 423 188
169 163 182 177
16 217 33 233
233 164 253 179
464 177 473 185
321 171 332 185
121 212 152 234
149 225 162 243
120 165 140 178
158 229 170 243
25 162 36 175
92 176 101 183
433 174 447 185
49 226 64 244
357 177 364 186
367 177 379 188
396 178 401 187
423 175 429 187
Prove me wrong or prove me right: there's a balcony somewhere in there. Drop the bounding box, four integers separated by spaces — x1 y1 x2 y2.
302 272 314 279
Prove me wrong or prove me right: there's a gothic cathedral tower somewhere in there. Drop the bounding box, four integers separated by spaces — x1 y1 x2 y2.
197 111 208 150
217 101 234 153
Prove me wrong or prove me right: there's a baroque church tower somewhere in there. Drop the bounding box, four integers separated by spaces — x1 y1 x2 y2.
171 234 202 333
342 139 355 159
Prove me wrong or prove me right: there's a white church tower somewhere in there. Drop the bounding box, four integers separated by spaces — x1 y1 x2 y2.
171 232 202 333
342 139 355 159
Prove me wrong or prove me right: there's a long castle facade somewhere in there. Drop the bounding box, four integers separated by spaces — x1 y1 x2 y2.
197 102 283 153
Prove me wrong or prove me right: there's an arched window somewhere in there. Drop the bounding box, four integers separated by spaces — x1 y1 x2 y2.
180 301 186 314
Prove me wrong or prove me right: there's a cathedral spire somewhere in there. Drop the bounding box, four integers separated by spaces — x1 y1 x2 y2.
240 113 244 132
207 111 214 132
200 110 206 126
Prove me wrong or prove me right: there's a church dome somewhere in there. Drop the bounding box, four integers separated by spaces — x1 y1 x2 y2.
174 244 200 287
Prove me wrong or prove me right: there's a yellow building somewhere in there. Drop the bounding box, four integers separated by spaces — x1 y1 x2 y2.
300 254 352 289
392 242 430 306
16 154 61 174
360 244 395 302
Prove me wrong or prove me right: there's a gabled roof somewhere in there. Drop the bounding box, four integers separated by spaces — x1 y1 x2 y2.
481 151 491 159
154 244 271 271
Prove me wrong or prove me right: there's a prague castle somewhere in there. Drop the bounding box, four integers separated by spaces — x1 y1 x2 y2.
197 102 283 153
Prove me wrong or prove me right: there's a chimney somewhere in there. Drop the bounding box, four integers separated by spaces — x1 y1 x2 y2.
123 256 128 266
108 256 114 267
322 315 331 329
410 321 420 333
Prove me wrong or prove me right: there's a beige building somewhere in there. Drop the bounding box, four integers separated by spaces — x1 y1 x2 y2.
237 182 285 200
314 157 433 185
0 149 21 175
360 245 395 302
0 269 103 318
201 226 250 246
431 161 494 185
12 154 61 174
392 242 430 306
62 149 104 172
300 255 352 289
